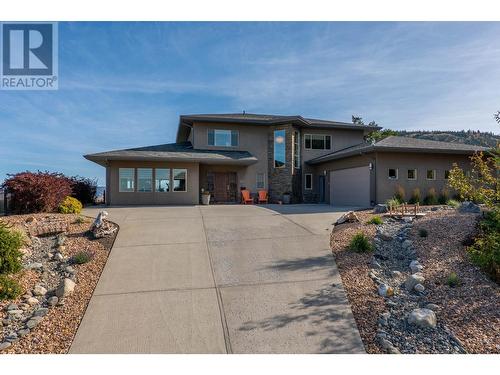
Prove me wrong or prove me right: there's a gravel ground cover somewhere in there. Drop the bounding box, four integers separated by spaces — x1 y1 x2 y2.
0 213 117 354
330 207 499 354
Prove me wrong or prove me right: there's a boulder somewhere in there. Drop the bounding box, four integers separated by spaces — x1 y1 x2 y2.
335 211 360 225
458 201 480 213
33 284 47 296
55 278 76 298
405 273 425 291
373 204 388 214
408 308 437 329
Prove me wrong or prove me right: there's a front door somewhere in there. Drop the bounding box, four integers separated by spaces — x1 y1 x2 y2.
212 172 238 203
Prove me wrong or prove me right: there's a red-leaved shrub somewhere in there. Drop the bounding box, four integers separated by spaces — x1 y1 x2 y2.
2 171 72 213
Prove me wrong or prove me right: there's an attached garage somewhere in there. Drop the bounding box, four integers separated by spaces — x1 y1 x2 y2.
329 166 371 207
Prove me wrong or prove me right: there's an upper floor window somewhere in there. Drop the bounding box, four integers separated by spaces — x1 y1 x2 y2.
208 129 238 147
119 168 135 192
137 168 153 192
274 130 286 168
293 131 300 169
304 134 331 150
407 169 417 180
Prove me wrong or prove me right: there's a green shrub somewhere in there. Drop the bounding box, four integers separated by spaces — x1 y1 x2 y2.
0 222 24 274
58 196 83 214
74 215 86 224
423 187 439 205
394 185 406 203
446 199 460 208
349 232 373 253
0 275 22 300
446 272 461 287
368 216 383 225
408 188 422 204
418 228 428 238
72 251 92 265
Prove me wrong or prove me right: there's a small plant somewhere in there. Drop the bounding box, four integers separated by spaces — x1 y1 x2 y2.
386 198 400 209
72 251 93 265
446 199 460 208
423 187 439 205
368 216 383 225
446 272 461 287
58 196 83 214
418 228 428 238
408 188 421 204
0 222 24 274
0 275 22 300
394 185 406 203
438 187 450 204
349 232 373 253
74 215 86 224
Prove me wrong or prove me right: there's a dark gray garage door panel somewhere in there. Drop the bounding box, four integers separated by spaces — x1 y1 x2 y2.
330 166 370 207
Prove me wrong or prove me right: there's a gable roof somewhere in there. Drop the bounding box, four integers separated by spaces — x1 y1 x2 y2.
177 113 380 142
307 136 491 165
84 141 258 167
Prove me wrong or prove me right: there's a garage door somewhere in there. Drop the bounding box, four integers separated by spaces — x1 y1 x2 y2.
330 166 370 207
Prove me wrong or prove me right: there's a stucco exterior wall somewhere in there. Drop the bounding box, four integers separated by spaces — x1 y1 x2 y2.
375 152 472 203
192 122 269 193
106 160 200 205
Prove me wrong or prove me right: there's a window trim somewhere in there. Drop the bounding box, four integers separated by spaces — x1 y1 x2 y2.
305 173 313 190
208 129 239 147
426 169 436 180
304 134 332 150
274 129 286 169
118 168 135 193
256 172 266 190
172 168 188 192
155 168 171 193
388 168 398 180
407 169 417 180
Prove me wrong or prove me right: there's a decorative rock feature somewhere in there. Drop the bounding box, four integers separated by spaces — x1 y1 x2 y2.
47 296 59 307
414 283 425 293
405 273 425 291
55 278 76 298
373 204 388 214
458 201 480 213
33 284 47 296
335 211 360 225
408 308 437 329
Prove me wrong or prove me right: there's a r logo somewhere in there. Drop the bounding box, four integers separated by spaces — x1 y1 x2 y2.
2 23 53 75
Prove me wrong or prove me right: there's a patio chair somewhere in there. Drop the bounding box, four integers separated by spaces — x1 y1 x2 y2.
258 190 268 204
241 189 254 205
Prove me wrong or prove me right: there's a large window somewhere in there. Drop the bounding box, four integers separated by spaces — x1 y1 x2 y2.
137 168 152 192
256 173 265 189
155 168 170 192
119 168 135 192
208 129 239 147
305 174 313 190
173 169 187 192
274 129 286 168
304 134 331 150
293 131 300 169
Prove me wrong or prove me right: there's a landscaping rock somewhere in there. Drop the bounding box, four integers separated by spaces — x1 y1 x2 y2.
7 309 24 316
458 201 480 213
33 284 47 296
6 303 18 311
405 273 425 291
55 278 76 298
18 328 30 337
378 284 394 297
409 260 423 274
65 265 76 274
26 317 42 329
33 307 49 317
26 297 39 306
414 283 425 292
373 204 388 214
408 308 437 329
379 231 393 241
391 270 402 278
402 239 413 250
0 342 11 351
378 312 391 326
54 252 64 261
6 333 19 342
47 296 59 307
426 303 440 311
335 211 360 225
28 262 43 270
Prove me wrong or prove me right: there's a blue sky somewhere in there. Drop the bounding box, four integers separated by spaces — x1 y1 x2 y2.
1 22 499 185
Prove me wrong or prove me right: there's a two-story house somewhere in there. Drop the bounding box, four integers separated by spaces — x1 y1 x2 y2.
84 113 488 206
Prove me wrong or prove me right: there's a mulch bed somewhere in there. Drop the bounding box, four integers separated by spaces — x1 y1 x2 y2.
330 210 384 353
410 211 500 353
0 213 117 354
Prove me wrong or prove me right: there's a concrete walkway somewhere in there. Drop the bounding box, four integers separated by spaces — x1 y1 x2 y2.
70 204 364 353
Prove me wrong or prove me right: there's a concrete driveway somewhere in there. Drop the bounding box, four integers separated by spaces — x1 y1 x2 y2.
70 204 364 354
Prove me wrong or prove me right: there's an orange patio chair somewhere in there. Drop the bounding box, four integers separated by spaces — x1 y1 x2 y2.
241 189 254 204
258 190 268 204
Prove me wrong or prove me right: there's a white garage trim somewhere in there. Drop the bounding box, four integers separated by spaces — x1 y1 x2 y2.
329 165 371 207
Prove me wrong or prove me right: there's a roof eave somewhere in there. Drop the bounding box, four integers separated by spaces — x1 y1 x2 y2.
84 154 258 166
